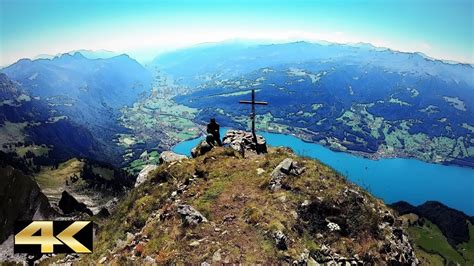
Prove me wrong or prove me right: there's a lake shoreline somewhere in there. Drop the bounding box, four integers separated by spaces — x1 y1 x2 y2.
170 127 474 170
261 128 474 170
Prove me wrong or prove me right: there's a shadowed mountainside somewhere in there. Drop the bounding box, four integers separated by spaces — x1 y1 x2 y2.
1 53 153 164
391 200 474 246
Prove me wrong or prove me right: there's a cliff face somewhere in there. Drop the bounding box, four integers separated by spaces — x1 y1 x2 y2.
0 162 55 243
78 146 418 264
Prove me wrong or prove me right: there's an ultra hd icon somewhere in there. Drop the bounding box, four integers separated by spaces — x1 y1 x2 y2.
14 221 93 254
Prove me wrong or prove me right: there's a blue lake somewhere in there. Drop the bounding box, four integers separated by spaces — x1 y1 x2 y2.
172 129 474 215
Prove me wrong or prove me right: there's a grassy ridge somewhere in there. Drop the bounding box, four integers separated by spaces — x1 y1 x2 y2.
77 147 413 264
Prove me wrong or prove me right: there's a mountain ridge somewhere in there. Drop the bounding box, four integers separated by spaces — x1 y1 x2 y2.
153 40 474 68
57 144 418 264
1 53 153 164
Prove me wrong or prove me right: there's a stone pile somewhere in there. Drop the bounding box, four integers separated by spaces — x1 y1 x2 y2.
222 130 267 155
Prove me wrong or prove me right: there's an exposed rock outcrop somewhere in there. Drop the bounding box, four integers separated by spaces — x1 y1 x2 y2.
384 227 418 265
58 190 93 216
176 204 208 226
298 195 418 264
159 151 187 164
96 207 111 218
191 141 214 158
135 164 158 187
0 164 55 244
269 158 305 190
273 230 288 250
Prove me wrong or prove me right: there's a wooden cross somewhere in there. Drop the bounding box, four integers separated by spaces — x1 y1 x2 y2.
239 89 268 141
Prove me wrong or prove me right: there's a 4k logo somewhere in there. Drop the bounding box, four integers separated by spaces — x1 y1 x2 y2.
14 221 93 254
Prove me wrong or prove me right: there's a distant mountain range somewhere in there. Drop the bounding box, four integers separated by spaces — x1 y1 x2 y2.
0 53 153 164
152 41 474 88
32 49 119 61
2 52 151 107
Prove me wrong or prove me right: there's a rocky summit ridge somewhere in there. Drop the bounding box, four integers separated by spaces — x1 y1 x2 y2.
45 130 419 265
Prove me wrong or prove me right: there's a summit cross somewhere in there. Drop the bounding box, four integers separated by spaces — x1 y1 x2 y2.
239 89 268 141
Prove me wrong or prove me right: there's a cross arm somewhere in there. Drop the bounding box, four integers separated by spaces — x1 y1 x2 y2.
239 100 268 105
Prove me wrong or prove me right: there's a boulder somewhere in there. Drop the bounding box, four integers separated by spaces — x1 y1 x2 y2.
139 150 149 160
191 140 214 158
58 191 93 216
269 169 287 191
212 249 222 262
327 222 341 232
159 151 187 164
269 158 305 190
143 256 156 264
222 130 267 155
95 207 110 218
135 164 158 187
176 204 208 226
273 230 288 250
105 197 119 212
382 211 395 226
189 240 200 247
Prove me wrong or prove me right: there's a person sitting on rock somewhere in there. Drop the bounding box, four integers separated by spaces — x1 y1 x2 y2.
206 118 222 146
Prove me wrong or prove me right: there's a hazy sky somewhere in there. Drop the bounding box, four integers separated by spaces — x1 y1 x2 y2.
1 0 473 66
